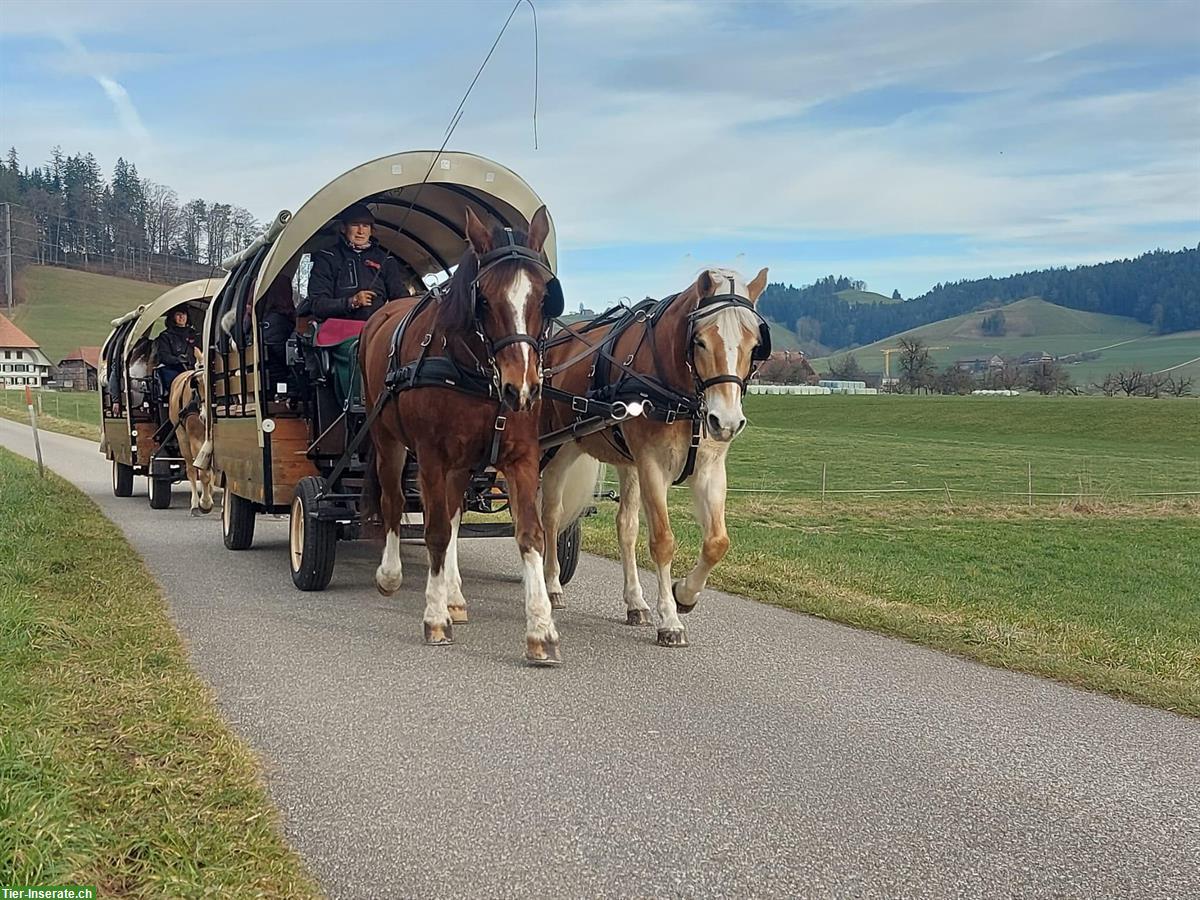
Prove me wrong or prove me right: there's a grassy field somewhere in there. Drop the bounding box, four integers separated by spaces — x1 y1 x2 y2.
0 389 101 440
583 394 1199 715
10 267 165 364
813 297 1200 383
0 448 319 895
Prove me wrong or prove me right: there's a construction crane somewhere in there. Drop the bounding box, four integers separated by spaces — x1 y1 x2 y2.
881 345 948 381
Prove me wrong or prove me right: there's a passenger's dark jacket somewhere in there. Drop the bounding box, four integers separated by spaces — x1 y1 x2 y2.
307 236 407 322
153 323 198 368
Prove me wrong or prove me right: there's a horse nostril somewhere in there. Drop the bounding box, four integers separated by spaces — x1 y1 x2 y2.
707 413 722 435
530 383 541 401
735 417 747 436
502 383 520 410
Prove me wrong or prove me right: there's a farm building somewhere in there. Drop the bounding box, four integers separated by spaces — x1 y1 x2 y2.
0 313 52 390
955 355 1005 374
56 346 101 391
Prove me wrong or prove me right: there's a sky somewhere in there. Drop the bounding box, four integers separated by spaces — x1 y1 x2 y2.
1 0 1197 309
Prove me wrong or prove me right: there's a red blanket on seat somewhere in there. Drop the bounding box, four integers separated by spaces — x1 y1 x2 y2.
315 317 367 347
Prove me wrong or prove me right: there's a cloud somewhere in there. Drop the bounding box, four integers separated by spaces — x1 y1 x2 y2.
52 33 151 152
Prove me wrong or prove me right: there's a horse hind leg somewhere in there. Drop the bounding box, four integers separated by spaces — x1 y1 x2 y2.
373 444 409 596
418 462 455 646
616 466 651 626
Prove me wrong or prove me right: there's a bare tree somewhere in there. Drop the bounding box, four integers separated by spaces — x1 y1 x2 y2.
826 352 864 381
1165 374 1194 397
1092 373 1119 397
1028 360 1071 395
898 338 935 394
1144 372 1170 399
1116 370 1145 397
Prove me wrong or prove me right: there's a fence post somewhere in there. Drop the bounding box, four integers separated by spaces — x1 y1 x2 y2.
821 463 827 503
25 386 44 478
1027 462 1033 507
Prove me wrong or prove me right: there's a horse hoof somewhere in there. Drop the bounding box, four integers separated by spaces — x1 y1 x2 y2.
626 609 652 626
375 571 402 596
672 579 697 615
656 628 689 648
526 637 562 666
190 507 204 517
549 593 567 611
448 605 469 625
423 621 454 646
199 505 213 515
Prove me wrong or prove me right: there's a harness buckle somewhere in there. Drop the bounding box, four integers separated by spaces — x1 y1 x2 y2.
691 427 703 449
633 309 647 323
588 364 596 378
624 354 635 366
665 409 677 425
420 333 432 347
571 396 588 414
494 415 507 432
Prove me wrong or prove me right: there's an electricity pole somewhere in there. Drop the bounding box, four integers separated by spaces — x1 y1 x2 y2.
3 202 12 309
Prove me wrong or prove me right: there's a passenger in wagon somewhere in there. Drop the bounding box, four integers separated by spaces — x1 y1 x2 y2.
307 203 407 405
153 306 200 397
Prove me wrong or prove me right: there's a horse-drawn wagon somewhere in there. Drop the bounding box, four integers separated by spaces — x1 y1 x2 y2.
100 278 224 507
201 151 625 591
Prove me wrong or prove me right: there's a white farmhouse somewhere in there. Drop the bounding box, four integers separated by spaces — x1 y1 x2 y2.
0 313 52 390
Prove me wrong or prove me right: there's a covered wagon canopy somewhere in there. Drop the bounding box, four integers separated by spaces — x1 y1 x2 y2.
99 276 229 368
243 150 558 307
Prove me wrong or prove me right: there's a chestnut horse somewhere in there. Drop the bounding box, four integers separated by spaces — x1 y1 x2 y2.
168 368 214 516
360 206 565 664
540 267 769 647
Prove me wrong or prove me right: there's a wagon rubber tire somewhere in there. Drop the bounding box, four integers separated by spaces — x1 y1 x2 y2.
290 476 337 591
557 518 582 587
148 476 172 509
222 489 256 550
112 460 134 498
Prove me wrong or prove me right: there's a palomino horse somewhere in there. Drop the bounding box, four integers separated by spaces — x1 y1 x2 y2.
360 206 566 664
168 368 215 516
540 267 769 647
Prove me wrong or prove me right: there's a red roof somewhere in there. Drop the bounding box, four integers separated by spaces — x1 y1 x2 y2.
0 313 39 349
59 346 101 369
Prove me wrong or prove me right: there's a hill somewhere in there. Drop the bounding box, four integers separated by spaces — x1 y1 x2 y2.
835 289 899 305
760 246 1200 353
812 297 1200 383
10 267 167 364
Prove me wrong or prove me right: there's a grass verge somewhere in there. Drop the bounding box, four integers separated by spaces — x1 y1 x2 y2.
582 495 1199 716
0 448 320 896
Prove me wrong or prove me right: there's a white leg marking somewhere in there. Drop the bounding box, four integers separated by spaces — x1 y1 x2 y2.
446 511 465 609
617 466 648 614
522 548 558 643
376 530 404 594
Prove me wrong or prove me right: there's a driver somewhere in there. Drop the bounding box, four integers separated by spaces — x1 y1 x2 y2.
153 305 200 396
307 203 407 322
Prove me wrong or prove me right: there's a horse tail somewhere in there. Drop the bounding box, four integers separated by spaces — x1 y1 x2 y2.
556 453 601 535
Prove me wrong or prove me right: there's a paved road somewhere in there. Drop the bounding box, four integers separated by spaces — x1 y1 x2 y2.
3 418 1198 899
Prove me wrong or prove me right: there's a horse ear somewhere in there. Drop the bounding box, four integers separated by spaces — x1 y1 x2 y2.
747 267 769 304
464 207 492 256
527 205 550 253
696 270 719 298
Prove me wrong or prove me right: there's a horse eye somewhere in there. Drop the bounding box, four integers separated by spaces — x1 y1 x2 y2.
695 338 707 350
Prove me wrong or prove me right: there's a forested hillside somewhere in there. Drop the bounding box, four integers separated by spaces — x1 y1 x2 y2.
761 247 1200 352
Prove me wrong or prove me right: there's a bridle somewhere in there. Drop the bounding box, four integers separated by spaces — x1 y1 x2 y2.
685 277 772 397
470 227 564 363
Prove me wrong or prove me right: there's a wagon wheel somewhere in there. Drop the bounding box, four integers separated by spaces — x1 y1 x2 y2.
112 460 134 498
222 488 256 551
557 518 583 586
148 476 172 509
290 476 337 591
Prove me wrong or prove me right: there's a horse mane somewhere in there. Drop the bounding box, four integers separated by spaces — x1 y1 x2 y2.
436 221 534 336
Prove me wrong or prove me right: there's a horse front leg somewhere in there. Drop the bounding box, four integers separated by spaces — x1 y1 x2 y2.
616 465 651 626
443 467 472 625
507 454 560 665
673 447 730 613
637 457 686 647
179 427 202 516
191 419 213 513
418 461 454 646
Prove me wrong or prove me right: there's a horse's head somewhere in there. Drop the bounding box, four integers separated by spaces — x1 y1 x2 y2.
688 266 770 442
441 205 560 412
